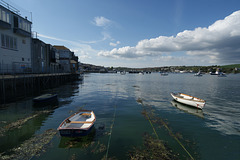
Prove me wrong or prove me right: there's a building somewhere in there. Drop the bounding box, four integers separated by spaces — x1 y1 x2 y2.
0 2 32 73
32 38 61 73
32 38 48 73
70 54 78 73
53 45 72 73
48 44 60 73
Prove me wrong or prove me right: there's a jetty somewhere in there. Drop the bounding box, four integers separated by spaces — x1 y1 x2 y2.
0 73 81 104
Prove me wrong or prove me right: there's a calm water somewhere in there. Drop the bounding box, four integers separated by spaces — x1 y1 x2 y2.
0 73 239 160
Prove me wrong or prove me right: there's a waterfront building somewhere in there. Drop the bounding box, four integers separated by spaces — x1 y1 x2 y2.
53 45 72 73
32 38 60 73
0 2 32 73
48 44 60 73
70 53 78 73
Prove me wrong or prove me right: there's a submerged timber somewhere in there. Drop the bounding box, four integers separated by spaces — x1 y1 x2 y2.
0 73 81 104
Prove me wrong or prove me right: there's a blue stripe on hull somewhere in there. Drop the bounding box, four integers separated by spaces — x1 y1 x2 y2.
59 125 94 137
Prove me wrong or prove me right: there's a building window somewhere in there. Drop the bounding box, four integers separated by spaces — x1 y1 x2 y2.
13 38 17 50
1 34 17 50
22 58 24 61
1 34 5 47
5 35 9 48
0 8 10 24
18 18 31 33
10 37 13 49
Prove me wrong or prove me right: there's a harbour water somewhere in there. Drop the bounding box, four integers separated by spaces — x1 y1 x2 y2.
0 73 239 159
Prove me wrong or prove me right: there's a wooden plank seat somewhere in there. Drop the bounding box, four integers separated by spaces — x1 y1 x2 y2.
81 113 91 116
70 121 93 124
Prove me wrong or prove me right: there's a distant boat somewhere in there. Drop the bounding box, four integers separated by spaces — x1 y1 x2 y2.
171 100 204 118
171 92 205 109
120 71 126 75
160 72 168 76
33 94 58 103
194 71 202 76
58 110 96 137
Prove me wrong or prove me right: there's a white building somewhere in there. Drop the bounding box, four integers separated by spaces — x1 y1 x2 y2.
0 2 32 73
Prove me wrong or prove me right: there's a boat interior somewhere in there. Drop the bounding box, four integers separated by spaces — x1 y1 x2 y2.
61 111 95 129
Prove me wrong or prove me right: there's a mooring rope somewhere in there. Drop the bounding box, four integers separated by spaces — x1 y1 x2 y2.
140 100 194 160
105 105 117 160
145 113 159 140
160 119 194 160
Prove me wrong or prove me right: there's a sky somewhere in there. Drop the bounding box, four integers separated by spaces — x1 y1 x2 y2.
7 0 240 68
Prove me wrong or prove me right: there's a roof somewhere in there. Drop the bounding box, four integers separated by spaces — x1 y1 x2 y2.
70 60 77 64
53 45 70 51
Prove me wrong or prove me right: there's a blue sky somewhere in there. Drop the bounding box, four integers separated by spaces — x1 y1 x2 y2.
8 0 240 67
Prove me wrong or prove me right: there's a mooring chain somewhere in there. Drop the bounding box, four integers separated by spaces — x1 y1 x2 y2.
105 105 117 160
139 98 194 160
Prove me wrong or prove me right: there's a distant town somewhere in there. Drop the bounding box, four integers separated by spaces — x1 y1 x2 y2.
81 63 240 74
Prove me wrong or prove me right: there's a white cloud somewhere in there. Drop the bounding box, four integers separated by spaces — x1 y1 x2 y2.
109 41 120 47
93 16 111 28
98 10 240 64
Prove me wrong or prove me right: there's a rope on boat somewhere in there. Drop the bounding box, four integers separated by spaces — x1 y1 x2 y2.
140 100 194 160
105 105 117 160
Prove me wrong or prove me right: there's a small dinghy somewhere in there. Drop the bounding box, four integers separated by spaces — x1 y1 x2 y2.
171 92 205 109
58 110 96 137
33 94 58 103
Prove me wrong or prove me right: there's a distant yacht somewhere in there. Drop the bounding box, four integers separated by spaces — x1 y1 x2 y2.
194 71 202 76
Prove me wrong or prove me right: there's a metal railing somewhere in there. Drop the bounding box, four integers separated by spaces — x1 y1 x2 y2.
0 0 20 15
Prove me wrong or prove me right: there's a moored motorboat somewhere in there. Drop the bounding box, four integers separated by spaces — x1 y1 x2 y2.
33 94 58 103
58 110 96 137
171 92 205 109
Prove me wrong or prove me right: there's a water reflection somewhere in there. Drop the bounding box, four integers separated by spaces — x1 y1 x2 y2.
171 100 204 118
33 99 59 108
58 127 96 148
0 110 53 153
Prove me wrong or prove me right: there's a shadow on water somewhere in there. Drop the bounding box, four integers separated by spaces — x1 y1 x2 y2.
32 99 59 109
58 124 110 159
171 100 204 119
58 127 96 149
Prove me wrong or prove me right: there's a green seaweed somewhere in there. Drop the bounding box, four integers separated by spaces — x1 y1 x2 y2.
0 129 57 160
129 133 178 160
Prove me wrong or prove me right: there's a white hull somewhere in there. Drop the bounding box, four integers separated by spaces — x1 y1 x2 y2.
171 93 205 109
58 110 96 131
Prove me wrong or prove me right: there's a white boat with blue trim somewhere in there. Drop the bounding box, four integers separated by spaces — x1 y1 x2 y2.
171 92 205 109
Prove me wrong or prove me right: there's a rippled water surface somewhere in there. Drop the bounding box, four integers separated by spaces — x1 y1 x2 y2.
0 73 239 160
